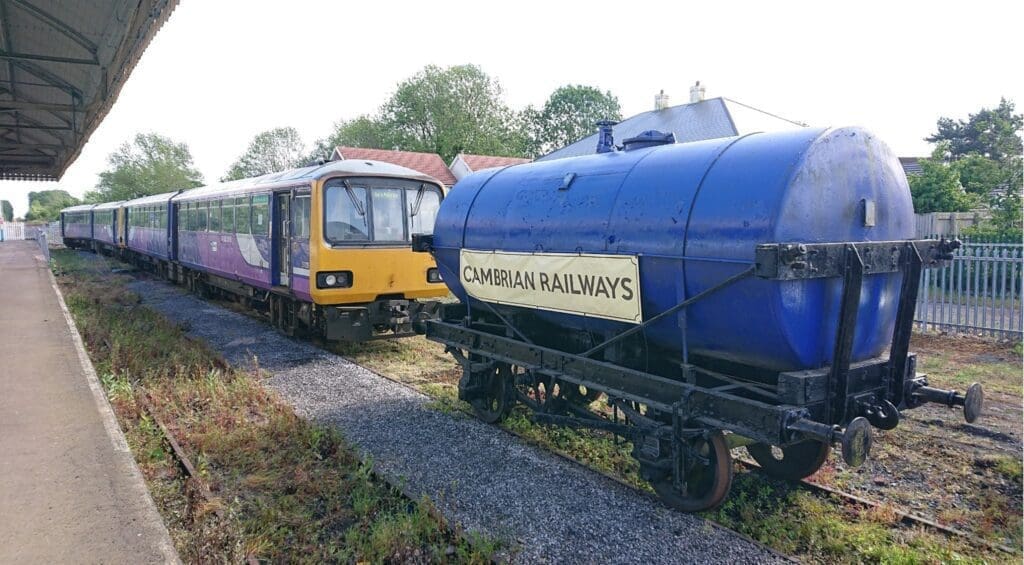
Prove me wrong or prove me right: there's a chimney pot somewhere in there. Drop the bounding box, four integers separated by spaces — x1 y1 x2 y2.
655 89 670 111
689 81 705 103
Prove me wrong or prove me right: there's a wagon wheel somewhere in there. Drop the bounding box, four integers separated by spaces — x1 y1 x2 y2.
470 363 513 424
651 430 733 512
746 440 831 480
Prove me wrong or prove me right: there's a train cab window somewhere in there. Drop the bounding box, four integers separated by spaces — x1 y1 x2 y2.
407 185 441 236
324 181 368 242
209 201 222 232
292 195 310 239
236 197 250 234
252 195 269 236
197 202 208 231
372 188 405 242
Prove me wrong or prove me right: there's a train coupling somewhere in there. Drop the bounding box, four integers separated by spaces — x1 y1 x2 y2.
906 378 985 424
786 416 874 468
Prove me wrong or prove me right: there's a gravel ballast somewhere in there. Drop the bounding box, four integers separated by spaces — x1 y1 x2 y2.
128 278 785 564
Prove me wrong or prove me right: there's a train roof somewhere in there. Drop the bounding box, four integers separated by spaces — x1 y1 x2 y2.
92 200 125 211
62 204 98 213
122 191 182 207
174 159 442 203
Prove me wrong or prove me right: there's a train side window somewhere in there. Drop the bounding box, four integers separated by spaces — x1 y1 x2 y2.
185 202 195 231
223 199 235 233
292 195 310 239
209 201 222 232
407 186 441 236
198 202 208 231
251 195 269 236
160 206 167 229
236 197 250 234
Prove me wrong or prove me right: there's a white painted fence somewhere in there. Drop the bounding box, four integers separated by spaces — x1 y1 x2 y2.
0 221 26 241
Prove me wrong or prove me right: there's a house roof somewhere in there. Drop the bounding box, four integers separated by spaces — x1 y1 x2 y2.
899 157 923 176
0 0 181 181
333 146 458 186
537 96 805 161
458 153 531 171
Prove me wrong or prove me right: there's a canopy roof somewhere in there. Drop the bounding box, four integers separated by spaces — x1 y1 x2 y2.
0 0 179 181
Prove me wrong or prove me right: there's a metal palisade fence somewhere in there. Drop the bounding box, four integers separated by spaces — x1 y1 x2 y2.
916 237 1023 339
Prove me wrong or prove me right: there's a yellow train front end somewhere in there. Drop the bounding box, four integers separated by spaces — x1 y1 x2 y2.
306 171 449 340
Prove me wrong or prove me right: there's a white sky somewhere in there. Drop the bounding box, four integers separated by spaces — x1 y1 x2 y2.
1 0 1022 218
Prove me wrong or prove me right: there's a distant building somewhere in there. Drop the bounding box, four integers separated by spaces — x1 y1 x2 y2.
899 157 923 177
538 82 807 161
331 146 458 187
449 153 532 181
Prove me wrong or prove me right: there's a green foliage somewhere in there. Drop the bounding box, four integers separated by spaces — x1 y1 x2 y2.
954 153 1008 195
526 84 622 156
1 199 13 221
314 65 529 163
927 98 1023 162
222 127 306 181
23 189 80 221
87 133 204 203
909 156 978 213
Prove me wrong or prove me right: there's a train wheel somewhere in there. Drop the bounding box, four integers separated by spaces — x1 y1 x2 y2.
651 431 733 512
746 440 830 480
471 363 513 424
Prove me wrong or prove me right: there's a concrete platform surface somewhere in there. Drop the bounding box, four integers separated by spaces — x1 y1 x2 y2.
0 241 178 564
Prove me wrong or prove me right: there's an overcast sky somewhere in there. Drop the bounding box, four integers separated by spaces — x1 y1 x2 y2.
1 0 1022 217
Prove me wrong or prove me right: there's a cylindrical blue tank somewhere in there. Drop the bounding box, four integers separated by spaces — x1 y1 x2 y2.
433 127 913 372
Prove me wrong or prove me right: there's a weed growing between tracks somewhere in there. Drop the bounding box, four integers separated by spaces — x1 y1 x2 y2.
52 250 497 564
336 331 1020 564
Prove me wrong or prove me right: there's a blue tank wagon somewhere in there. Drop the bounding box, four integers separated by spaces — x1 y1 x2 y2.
416 126 984 511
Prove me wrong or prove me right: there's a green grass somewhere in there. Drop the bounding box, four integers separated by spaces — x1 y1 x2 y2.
52 249 498 563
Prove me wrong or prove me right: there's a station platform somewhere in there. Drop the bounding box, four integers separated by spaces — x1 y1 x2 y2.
0 241 178 564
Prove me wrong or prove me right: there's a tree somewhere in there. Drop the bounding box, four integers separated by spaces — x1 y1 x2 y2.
380 64 528 162
528 85 622 156
1 200 12 222
926 98 1023 162
315 65 530 163
307 115 396 162
23 190 79 222
954 153 1007 195
223 127 307 181
87 133 203 203
908 148 978 213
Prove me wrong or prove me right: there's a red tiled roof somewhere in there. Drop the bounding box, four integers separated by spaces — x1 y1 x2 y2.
460 154 532 171
334 146 458 186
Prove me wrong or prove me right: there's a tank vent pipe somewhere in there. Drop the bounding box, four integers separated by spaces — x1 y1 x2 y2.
595 120 618 154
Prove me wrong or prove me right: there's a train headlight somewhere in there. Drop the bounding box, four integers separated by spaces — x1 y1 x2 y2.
316 271 353 289
427 267 442 283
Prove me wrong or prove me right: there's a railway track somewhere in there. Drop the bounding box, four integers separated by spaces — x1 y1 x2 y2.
735 459 1014 555
120 263 1013 560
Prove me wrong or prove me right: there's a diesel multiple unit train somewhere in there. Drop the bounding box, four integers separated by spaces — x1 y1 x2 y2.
64 127 985 511
61 159 448 340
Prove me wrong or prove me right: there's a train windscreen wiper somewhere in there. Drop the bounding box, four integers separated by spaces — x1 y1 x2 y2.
341 180 366 217
410 184 426 218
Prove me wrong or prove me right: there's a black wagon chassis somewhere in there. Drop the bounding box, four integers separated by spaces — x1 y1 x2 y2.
418 236 985 511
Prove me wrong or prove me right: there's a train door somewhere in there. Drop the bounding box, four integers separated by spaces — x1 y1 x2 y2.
272 192 291 287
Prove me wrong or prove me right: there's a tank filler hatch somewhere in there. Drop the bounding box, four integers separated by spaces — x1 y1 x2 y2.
622 130 676 151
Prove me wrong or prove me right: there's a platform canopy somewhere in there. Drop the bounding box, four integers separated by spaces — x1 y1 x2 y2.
0 0 179 181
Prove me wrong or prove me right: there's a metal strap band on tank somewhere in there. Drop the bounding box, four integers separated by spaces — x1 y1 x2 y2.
458 165 518 249
580 265 755 359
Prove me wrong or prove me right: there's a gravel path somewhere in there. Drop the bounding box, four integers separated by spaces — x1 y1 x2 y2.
127 277 785 564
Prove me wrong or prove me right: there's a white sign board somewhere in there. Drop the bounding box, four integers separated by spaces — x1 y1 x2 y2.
459 249 642 324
